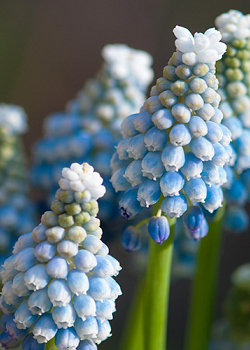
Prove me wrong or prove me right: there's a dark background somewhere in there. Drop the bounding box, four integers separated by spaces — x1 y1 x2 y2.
1 1 250 349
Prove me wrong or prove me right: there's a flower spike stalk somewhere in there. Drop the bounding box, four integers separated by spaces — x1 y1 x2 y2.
0 162 122 350
111 24 228 350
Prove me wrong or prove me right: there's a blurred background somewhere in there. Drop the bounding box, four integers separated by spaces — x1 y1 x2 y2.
1 1 250 349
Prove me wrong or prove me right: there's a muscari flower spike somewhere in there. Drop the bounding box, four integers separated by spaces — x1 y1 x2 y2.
111 25 229 241
215 10 250 233
31 45 153 235
0 104 36 267
0 162 122 350
210 263 250 350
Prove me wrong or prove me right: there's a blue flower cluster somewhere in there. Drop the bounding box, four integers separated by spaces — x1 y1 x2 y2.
111 26 230 241
0 162 122 350
31 44 154 230
215 10 250 232
210 263 250 350
0 104 36 266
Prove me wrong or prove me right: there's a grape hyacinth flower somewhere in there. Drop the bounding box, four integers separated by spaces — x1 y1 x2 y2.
210 263 250 350
111 25 228 242
31 44 154 239
215 10 250 233
0 162 122 349
0 104 36 267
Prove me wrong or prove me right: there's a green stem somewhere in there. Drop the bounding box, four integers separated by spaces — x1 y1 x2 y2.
185 206 225 350
143 216 175 350
120 280 145 350
45 338 57 350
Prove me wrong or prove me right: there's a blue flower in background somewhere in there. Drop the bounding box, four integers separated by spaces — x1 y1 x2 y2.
31 44 154 240
111 26 229 241
0 162 122 349
215 10 250 233
0 104 36 269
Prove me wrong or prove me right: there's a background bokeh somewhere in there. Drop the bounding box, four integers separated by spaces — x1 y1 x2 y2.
1 1 250 349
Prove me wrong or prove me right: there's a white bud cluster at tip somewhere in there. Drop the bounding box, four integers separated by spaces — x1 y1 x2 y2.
58 163 106 200
173 26 227 65
0 162 121 349
0 103 28 134
216 10 250 42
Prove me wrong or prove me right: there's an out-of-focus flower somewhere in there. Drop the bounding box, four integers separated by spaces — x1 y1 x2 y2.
0 104 36 269
31 44 154 239
0 162 121 349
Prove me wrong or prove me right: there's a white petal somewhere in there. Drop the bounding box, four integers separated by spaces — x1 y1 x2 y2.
210 42 227 56
194 33 210 53
175 38 194 53
173 25 194 40
197 49 219 63
182 52 198 66
234 28 250 39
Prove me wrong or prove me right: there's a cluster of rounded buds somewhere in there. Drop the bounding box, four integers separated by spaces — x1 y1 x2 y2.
111 25 230 240
31 44 153 231
0 104 35 266
210 263 250 350
215 10 250 233
0 163 122 350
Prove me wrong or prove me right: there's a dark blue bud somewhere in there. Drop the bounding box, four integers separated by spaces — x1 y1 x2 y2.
119 189 142 220
0 331 21 349
148 216 170 244
121 226 141 252
22 333 45 350
183 205 208 240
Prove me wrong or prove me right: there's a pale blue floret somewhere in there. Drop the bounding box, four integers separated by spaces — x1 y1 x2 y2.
144 126 168 151
96 242 109 257
12 272 31 297
110 166 131 192
235 130 250 155
127 134 148 159
115 138 132 160
202 185 223 213
22 333 46 350
15 232 36 251
96 319 111 344
24 264 50 291
121 226 141 251
105 277 122 300
183 205 208 240
28 288 52 315
82 218 100 232
34 241 56 262
161 144 185 171
189 77 208 94
52 303 76 329
96 299 115 321
45 226 66 244
188 116 208 137
0 331 21 349
0 314 12 331
160 171 185 196
217 166 228 187
88 276 111 301
121 114 140 138
137 179 161 207
74 316 98 341
151 109 174 130
169 124 191 146
119 189 142 219
14 300 37 330
81 235 102 254
212 142 229 166
141 151 165 179
184 178 207 203
110 151 131 173
161 194 188 218
2 281 24 306
224 180 248 206
201 161 220 186
32 313 58 344
171 103 191 123
180 152 203 180
77 339 97 349
196 104 215 121
206 121 223 143
46 256 69 279
184 92 204 110
67 269 89 296
190 137 215 161
159 90 178 108
73 294 96 319
55 327 80 350
74 250 97 273
57 240 78 259
32 225 48 243
210 107 223 124
0 295 17 314
6 315 30 340
48 280 72 307
14 248 37 272
175 63 192 79
133 110 154 133
148 216 170 244
123 160 145 187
